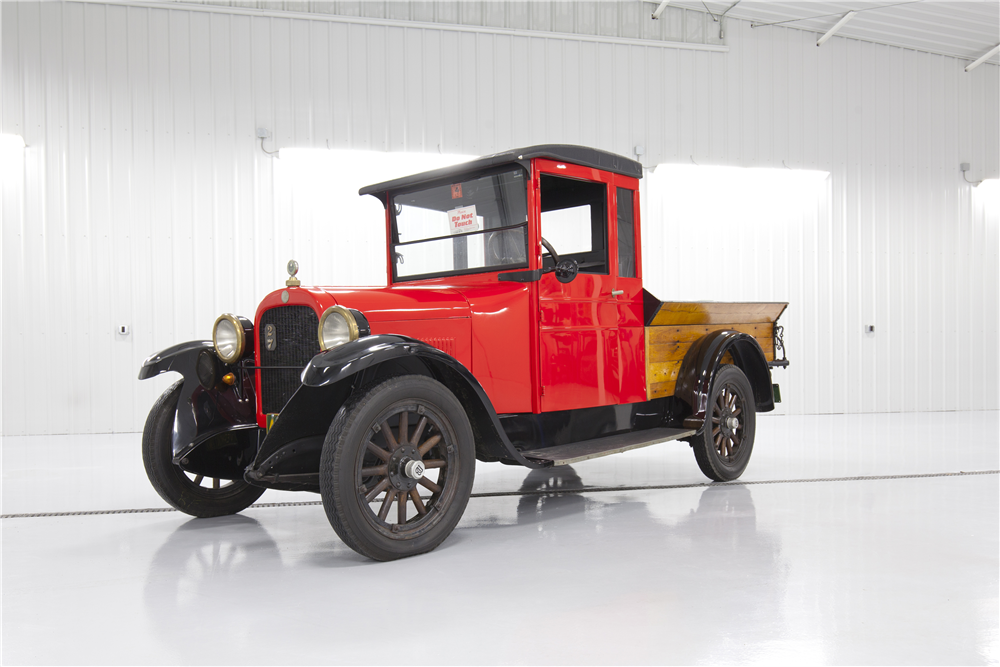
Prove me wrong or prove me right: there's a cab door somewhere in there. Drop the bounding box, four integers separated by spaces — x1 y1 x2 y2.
535 159 620 411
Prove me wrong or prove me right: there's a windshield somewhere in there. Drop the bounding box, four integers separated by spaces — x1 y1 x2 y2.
391 166 529 281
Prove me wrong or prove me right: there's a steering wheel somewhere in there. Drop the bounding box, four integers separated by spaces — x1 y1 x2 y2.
539 237 578 284
487 232 526 265
540 237 561 265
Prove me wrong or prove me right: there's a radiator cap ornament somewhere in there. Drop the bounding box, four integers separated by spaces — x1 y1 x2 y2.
285 259 301 287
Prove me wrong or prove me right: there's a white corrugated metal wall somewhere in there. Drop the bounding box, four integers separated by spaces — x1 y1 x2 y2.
1 1 997 435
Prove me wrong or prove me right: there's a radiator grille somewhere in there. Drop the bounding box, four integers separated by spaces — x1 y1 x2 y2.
258 306 320 414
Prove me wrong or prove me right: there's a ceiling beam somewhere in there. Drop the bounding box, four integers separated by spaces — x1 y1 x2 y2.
651 0 671 20
965 44 1000 72
817 11 858 47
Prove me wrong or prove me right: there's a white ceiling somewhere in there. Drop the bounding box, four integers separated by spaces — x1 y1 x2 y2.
666 0 999 65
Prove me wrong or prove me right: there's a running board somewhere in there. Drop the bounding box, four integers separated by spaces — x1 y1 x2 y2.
520 427 697 467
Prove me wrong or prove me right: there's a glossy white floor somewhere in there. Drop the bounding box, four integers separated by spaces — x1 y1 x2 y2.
2 411 998 665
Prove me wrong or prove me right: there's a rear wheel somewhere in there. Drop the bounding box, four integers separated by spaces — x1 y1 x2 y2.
142 381 265 517
692 365 756 482
319 375 475 561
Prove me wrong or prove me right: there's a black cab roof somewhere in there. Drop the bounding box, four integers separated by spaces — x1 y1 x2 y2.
359 144 643 204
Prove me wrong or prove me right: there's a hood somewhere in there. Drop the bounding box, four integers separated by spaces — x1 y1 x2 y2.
319 287 471 321
256 286 471 323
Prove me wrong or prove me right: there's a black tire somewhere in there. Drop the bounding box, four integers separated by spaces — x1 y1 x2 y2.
142 381 265 517
320 375 475 561
692 364 756 482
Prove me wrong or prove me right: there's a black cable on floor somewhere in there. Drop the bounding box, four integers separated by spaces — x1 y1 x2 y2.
2 469 996 519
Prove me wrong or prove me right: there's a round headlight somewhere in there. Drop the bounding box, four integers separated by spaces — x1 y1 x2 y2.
213 314 245 363
318 306 359 351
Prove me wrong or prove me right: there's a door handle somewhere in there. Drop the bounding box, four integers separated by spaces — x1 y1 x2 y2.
611 289 625 296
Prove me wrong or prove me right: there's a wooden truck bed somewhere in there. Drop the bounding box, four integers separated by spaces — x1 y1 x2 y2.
645 302 788 399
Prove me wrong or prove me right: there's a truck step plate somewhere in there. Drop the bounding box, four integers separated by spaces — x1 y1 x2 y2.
520 427 697 467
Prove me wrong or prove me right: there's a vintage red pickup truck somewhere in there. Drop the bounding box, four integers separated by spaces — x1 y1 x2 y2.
139 145 788 561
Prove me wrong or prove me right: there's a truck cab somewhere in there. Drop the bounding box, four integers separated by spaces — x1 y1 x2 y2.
139 145 788 561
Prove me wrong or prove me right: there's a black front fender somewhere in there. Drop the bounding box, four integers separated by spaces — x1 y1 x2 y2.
311 335 540 467
300 335 441 388
138 341 259 464
139 341 215 380
248 335 540 483
675 330 775 432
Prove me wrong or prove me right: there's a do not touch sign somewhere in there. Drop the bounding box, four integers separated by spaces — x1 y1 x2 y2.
447 205 480 234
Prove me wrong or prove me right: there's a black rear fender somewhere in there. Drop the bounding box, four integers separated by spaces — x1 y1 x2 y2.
675 330 775 433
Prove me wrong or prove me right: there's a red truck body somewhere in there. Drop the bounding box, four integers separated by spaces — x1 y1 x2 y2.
253 155 646 423
139 145 787 561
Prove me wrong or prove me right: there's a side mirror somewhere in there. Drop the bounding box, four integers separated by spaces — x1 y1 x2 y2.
555 259 578 284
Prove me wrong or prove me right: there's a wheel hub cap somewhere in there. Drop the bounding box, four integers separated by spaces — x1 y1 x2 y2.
404 460 425 480
727 417 739 430
388 445 422 491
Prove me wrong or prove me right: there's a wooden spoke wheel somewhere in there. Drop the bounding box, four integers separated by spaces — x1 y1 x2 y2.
358 403 455 530
142 381 265 518
320 375 475 561
692 364 756 482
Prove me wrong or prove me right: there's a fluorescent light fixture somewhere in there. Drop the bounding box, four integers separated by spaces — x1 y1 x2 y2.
972 179 999 217
816 11 856 47
965 44 1000 73
276 148 473 186
643 163 829 302
648 164 830 228
0 134 26 181
0 133 25 151
652 163 829 189
651 0 671 20
272 148 475 286
975 178 999 197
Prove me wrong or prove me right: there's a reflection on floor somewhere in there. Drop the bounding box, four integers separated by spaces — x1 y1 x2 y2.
2 411 998 664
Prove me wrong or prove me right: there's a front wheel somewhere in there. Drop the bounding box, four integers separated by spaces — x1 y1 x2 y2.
320 375 475 561
692 364 756 482
142 381 265 517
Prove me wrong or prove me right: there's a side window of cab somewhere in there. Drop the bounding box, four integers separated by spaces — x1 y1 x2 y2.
616 186 637 279
539 174 608 274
